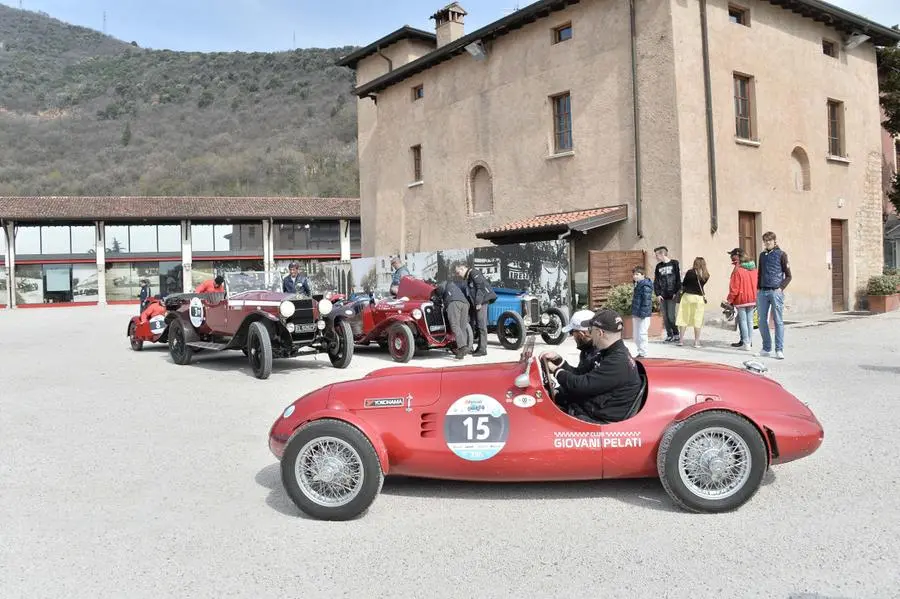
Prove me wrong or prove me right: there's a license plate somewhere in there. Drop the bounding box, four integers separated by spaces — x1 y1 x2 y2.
296 323 316 333
429 325 445 331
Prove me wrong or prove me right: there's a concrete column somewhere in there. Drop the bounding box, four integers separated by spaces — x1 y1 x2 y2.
339 219 351 261
263 218 275 271
3 221 14 309
95 221 107 305
181 219 192 293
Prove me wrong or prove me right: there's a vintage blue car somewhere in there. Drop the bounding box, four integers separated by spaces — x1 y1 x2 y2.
483 287 568 350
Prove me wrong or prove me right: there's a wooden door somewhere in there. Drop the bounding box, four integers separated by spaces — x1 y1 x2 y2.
738 212 757 260
831 219 846 312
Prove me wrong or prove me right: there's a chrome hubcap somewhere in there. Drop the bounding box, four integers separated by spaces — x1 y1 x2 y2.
295 436 364 508
677 427 751 500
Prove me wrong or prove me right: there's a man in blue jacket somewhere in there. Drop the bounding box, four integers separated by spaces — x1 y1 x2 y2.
631 266 654 357
282 262 311 296
756 231 792 360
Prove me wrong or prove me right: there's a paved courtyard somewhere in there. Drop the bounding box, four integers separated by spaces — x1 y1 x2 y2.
0 304 898 598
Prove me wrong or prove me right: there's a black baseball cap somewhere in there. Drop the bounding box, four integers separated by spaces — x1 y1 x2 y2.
727 247 742 257
589 309 624 332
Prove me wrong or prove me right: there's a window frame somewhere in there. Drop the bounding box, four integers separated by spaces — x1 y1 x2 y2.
822 39 838 58
411 144 423 182
826 99 846 158
412 84 424 101
733 73 756 141
552 22 572 44
727 4 750 26
551 91 573 154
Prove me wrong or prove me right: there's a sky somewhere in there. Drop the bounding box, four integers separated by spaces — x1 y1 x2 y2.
0 0 896 52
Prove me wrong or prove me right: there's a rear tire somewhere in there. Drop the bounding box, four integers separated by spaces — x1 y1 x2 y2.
387 323 415 363
657 410 767 513
540 307 567 345
280 419 384 521
168 319 193 365
248 321 273 380
128 322 143 351
496 311 526 350
328 320 354 369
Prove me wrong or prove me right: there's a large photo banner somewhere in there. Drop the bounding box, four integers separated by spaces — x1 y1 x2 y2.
338 240 570 310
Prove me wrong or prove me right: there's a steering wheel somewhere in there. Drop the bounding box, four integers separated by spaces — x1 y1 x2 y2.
536 355 558 402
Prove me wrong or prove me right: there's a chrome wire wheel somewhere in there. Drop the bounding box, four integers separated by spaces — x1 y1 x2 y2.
677 426 751 500
295 436 365 508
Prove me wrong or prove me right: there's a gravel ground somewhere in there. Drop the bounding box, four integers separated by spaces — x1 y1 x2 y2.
1 305 898 599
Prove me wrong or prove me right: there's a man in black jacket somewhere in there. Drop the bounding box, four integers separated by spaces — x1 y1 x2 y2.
455 263 496 357
541 309 598 410
546 309 643 423
437 280 472 359
653 246 681 343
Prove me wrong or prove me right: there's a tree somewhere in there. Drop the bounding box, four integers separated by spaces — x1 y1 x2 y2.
877 41 900 212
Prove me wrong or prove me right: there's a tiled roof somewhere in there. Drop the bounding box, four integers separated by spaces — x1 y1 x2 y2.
336 26 436 69
0 196 361 221
477 205 628 239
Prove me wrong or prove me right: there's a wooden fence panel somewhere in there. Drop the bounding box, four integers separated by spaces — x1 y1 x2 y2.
588 250 646 309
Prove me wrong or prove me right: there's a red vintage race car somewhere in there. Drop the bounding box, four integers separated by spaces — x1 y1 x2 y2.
126 313 169 350
268 336 823 520
335 276 472 362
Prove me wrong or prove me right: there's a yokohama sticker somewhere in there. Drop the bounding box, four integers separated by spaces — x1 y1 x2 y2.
552 431 643 449
364 398 404 409
443 394 509 461
188 297 205 328
512 394 536 409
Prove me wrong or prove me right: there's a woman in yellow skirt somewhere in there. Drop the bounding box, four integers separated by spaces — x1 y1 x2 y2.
676 257 710 347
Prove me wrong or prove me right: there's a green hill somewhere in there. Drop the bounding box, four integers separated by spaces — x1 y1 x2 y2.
0 4 360 198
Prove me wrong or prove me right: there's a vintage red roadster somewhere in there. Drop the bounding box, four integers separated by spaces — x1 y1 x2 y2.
268 336 823 520
127 313 169 351
334 276 473 362
165 271 353 379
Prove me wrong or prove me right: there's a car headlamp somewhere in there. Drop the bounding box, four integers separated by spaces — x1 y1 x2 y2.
540 313 550 325
286 322 296 333
279 300 296 318
412 308 423 320
317 320 326 330
318 298 333 315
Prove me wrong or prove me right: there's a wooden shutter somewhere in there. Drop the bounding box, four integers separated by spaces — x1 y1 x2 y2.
588 250 646 309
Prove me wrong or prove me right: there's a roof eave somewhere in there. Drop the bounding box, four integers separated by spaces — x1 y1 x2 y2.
354 0 581 97
765 0 900 46
336 26 437 69
476 223 569 240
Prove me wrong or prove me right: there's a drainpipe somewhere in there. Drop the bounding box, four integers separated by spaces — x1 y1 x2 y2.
375 47 393 72
628 0 643 239
699 0 719 234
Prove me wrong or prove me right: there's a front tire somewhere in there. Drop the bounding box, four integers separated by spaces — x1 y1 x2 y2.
128 322 143 351
657 410 768 513
387 323 415 363
168 319 193 365
280 419 384 521
540 307 567 345
247 321 273 380
496 311 526 350
328 320 354 369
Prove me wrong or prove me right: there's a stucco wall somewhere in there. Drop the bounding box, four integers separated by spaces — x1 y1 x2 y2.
669 0 884 314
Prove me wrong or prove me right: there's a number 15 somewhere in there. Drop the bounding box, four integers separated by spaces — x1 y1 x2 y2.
463 416 490 440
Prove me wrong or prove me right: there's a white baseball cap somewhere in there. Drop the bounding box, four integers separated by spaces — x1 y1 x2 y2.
562 309 595 333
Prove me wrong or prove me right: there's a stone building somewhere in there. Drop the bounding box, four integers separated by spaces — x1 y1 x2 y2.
338 0 900 314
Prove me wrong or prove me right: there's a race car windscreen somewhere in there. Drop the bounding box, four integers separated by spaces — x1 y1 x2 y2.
520 334 535 363
224 271 283 295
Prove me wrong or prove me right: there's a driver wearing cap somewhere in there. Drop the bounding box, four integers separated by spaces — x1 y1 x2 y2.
546 308 642 423
541 309 598 376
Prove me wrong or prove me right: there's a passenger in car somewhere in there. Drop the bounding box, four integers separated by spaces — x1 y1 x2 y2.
546 309 642 424
139 295 167 324
195 275 225 294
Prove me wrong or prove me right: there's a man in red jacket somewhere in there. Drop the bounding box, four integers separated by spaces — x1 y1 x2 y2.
726 248 758 351
195 275 225 294
139 296 167 323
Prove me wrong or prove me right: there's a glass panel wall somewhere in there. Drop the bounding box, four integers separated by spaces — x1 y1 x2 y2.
13 225 97 257
349 221 361 254
191 259 265 289
273 221 341 254
104 261 184 302
103 223 183 255
191 223 262 254
12 263 97 304
14 227 41 255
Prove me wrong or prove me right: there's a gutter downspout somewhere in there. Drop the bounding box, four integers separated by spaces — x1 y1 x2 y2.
629 0 643 239
375 47 393 72
699 0 719 234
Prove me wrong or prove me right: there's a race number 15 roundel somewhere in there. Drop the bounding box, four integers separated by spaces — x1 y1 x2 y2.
443 394 509 461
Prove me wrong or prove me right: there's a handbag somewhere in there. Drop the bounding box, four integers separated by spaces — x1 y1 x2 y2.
696 269 708 304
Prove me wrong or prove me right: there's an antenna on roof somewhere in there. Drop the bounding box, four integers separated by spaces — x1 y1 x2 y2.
293 30 296 48
502 4 520 15
103 10 107 33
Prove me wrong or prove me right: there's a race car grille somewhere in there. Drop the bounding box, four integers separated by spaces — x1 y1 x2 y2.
521 298 540 325
423 303 445 333
288 299 315 325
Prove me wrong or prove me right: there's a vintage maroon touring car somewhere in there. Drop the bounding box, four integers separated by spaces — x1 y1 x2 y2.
334 276 473 362
268 336 824 520
165 270 353 379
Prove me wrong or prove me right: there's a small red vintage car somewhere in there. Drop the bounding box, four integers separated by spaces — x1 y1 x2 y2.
335 276 472 362
166 271 353 379
268 336 823 520
127 313 169 350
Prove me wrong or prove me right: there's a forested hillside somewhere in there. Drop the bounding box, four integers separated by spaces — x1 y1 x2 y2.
0 4 360 197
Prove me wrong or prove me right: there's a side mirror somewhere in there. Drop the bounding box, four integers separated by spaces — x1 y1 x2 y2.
514 372 531 389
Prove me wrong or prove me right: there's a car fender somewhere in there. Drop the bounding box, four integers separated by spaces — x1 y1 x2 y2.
234 311 282 344
296 409 391 475
126 316 140 336
671 401 774 463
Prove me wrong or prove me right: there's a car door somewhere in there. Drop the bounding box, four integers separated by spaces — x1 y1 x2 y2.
203 294 229 333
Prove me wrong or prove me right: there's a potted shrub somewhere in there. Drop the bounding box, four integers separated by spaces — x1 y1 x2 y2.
866 275 900 313
602 283 663 339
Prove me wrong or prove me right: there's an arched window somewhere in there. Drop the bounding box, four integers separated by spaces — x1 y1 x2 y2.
468 163 493 215
790 146 811 191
